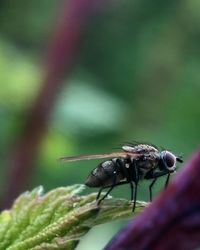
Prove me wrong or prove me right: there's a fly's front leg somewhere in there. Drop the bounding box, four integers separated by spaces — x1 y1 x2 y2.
165 173 170 189
149 178 157 202
146 170 170 202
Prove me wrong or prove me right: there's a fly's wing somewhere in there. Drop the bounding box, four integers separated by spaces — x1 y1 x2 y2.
59 152 140 162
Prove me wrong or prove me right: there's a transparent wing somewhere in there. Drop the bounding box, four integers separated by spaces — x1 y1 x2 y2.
59 152 140 162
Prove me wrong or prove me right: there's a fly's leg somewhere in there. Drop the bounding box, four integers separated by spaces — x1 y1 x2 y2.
96 187 103 200
146 170 171 201
149 178 157 202
97 184 115 205
132 182 138 212
96 158 139 213
165 173 170 189
97 159 121 204
97 180 130 192
121 159 139 212
116 159 137 212
130 181 134 201
132 161 139 212
96 180 133 207
117 158 136 210
97 181 131 201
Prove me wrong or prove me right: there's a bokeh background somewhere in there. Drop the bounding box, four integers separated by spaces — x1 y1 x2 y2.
0 0 200 249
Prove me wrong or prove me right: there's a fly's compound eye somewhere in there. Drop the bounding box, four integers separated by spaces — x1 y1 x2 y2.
161 151 176 172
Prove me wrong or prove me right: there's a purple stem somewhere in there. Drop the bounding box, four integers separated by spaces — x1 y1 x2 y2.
1 0 101 209
105 149 200 250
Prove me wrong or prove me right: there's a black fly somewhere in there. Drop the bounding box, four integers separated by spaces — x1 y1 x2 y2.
60 143 183 212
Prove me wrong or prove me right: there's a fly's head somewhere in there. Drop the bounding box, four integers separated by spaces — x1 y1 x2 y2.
159 150 183 173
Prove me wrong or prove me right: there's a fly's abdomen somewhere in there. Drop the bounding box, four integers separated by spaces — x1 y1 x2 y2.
85 160 123 187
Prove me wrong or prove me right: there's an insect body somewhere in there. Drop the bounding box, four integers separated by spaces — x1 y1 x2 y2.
60 143 183 212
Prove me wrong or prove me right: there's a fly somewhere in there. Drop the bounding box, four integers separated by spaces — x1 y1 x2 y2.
60 143 183 212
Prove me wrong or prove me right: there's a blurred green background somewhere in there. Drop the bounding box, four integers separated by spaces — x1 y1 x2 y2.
0 0 200 249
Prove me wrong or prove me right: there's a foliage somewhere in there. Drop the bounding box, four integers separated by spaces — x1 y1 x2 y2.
0 184 147 250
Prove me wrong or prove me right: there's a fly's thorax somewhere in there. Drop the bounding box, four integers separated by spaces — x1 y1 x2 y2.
123 144 159 154
135 152 159 167
134 152 160 178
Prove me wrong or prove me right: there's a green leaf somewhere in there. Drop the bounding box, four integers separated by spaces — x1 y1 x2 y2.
0 185 147 250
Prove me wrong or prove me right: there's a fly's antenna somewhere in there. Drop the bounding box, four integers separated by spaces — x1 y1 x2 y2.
176 154 183 163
